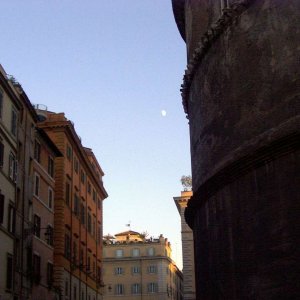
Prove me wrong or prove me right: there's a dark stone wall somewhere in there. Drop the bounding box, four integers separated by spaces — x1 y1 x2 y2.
173 0 300 299
188 0 300 191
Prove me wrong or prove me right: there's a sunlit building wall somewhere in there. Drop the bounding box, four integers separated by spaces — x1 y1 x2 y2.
102 231 183 300
38 111 108 300
174 191 195 300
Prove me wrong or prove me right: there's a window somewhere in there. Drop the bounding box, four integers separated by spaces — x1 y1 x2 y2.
0 193 4 224
0 90 3 119
8 152 17 181
87 182 91 194
147 247 155 256
132 283 141 294
74 158 79 173
74 194 79 216
0 141 4 168
48 156 54 177
80 203 86 225
87 256 91 272
115 249 124 258
80 170 85 184
97 266 101 283
73 241 77 263
92 189 96 202
48 188 53 209
65 233 71 259
34 140 41 162
34 173 40 197
132 248 140 257
115 284 124 295
8 204 15 233
79 248 84 267
46 225 54 246
65 280 69 299
148 265 157 273
47 262 53 287
132 266 140 274
66 144 72 161
33 214 41 238
11 108 17 136
97 224 101 243
33 254 41 284
115 267 123 275
6 254 13 290
92 215 96 237
87 210 92 233
65 182 71 206
73 285 77 300
148 282 158 293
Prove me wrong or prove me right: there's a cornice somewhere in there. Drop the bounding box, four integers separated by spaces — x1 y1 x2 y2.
180 0 254 118
185 118 300 228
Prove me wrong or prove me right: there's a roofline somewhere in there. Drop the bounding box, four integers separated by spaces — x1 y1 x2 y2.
39 119 108 198
36 127 63 157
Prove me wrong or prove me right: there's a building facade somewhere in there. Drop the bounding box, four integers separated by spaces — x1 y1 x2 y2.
102 231 183 300
173 191 195 300
38 111 108 300
0 65 21 300
173 1 300 299
31 127 62 300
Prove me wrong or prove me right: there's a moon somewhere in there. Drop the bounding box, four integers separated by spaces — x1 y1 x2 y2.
161 110 167 117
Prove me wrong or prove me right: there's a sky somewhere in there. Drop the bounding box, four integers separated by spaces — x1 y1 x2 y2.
0 1 190 269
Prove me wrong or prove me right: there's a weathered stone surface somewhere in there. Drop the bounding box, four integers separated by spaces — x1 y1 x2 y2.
172 0 300 298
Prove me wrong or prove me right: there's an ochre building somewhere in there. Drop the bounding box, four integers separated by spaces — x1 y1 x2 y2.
173 191 195 300
102 231 183 300
38 110 108 300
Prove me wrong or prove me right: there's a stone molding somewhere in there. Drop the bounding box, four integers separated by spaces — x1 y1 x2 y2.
185 116 300 228
180 0 254 117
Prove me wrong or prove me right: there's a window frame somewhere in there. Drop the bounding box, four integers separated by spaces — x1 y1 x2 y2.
48 156 54 177
6 253 13 290
33 253 41 284
8 152 17 181
115 284 124 295
8 203 15 234
33 214 41 238
34 173 40 197
148 282 158 293
11 107 17 137
48 187 53 209
34 140 41 163
115 267 124 275
47 262 54 288
132 283 141 295
115 249 124 258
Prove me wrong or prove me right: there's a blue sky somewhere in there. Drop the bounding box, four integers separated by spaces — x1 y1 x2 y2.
0 1 190 269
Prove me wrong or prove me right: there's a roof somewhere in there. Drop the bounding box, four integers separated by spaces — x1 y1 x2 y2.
114 230 140 236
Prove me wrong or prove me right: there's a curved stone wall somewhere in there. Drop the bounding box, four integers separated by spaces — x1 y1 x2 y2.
173 0 300 298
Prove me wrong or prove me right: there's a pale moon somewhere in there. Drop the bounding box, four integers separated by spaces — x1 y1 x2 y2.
161 110 167 117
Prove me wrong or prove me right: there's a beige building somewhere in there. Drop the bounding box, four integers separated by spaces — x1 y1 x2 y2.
102 231 183 300
174 191 195 300
0 65 21 300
